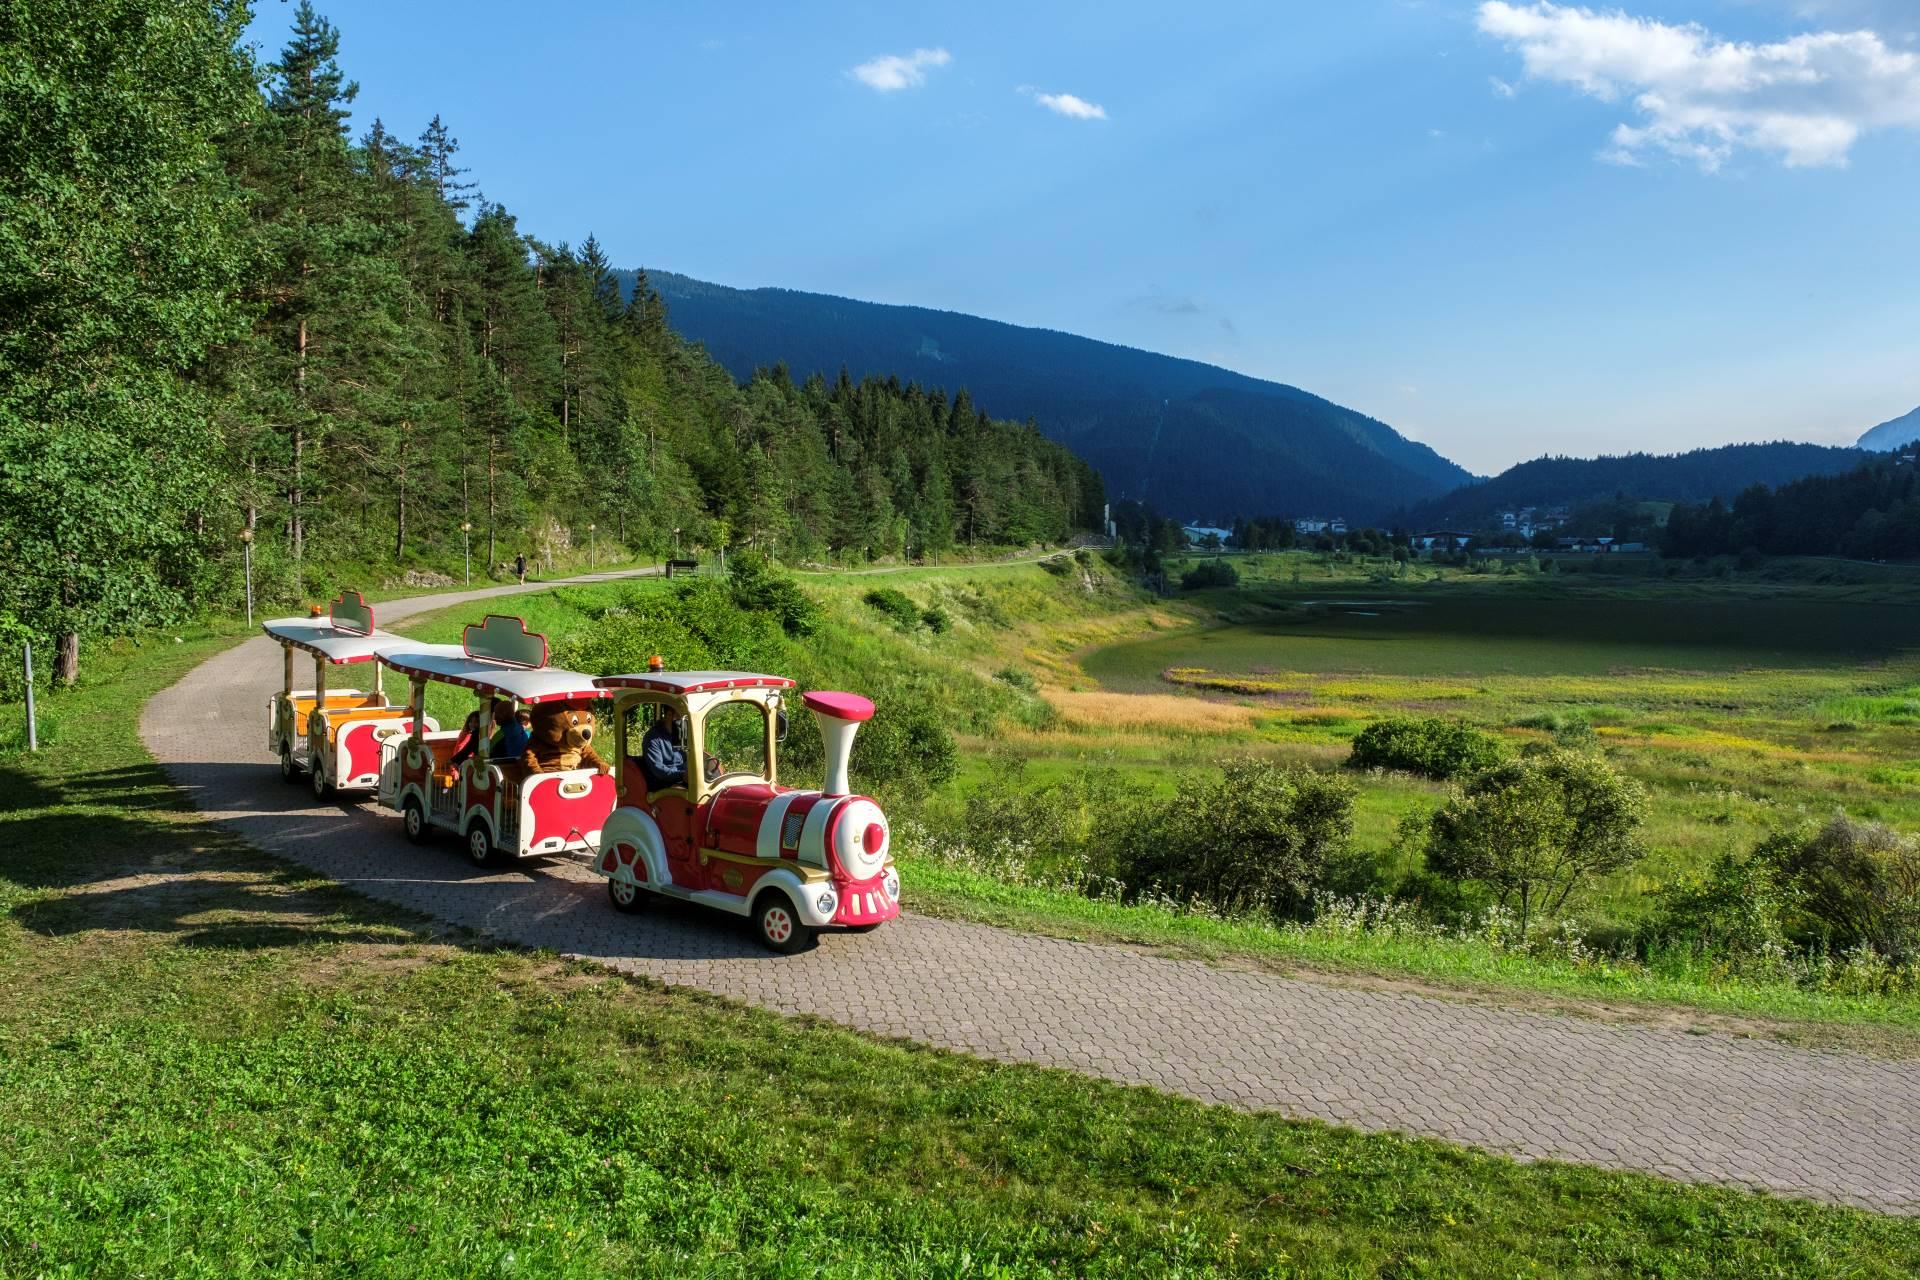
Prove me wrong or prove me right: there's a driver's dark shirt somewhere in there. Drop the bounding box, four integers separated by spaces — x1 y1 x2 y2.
639 721 686 790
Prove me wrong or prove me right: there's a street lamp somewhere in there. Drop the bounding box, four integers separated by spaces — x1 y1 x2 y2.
673 526 682 558
239 527 254 626
460 521 472 585
588 522 597 568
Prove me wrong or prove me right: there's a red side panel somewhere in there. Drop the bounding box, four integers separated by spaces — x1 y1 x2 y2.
618 758 651 808
340 721 408 784
524 771 614 853
402 742 430 788
704 858 772 901
704 784 779 858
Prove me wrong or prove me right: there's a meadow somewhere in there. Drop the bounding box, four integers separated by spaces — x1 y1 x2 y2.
1071 562 1920 919
13 594 1919 1274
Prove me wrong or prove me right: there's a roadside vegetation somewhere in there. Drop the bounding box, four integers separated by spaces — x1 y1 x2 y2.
14 584 1920 1275
373 551 1920 1042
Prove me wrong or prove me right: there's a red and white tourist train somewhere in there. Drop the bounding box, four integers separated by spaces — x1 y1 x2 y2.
263 592 896 952
263 591 435 799
377 615 616 867
591 664 900 953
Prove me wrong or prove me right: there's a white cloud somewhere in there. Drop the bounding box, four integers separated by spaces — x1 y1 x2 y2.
1490 75 1517 97
1476 2 1920 169
1023 87 1109 120
848 47 951 93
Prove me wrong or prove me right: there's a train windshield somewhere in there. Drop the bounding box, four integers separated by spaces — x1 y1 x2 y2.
703 700 769 780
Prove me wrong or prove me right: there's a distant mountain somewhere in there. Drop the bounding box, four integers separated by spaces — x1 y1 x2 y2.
1858 406 1920 452
616 269 1472 521
1401 442 1870 529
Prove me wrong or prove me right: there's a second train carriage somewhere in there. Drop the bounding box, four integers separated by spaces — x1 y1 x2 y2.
377 614 615 866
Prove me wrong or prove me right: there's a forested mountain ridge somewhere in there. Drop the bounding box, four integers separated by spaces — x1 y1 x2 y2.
1665 456 1920 560
618 269 1472 522
0 1 1101 682
1399 442 1869 530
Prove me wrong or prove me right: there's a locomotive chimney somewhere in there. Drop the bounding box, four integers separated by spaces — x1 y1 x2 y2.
802 691 875 797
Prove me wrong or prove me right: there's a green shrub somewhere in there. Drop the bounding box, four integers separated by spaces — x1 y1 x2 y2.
1551 717 1600 751
1425 747 1648 936
1758 816 1920 963
1649 849 1790 959
921 607 950 634
994 666 1038 694
1179 560 1240 591
727 553 821 637
554 581 786 677
1039 556 1072 577
953 761 1135 883
1348 715 1503 780
863 587 922 631
1116 759 1355 918
853 701 957 788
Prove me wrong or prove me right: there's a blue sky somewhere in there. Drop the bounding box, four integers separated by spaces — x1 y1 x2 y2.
248 0 1920 474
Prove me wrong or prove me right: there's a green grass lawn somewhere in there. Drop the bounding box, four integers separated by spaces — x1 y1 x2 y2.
4 602 1919 1275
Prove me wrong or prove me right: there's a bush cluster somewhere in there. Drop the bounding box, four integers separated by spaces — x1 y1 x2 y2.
1348 715 1503 779
1656 815 1920 966
863 587 924 631
1179 561 1240 591
1115 759 1355 917
940 758 1356 920
727 553 821 637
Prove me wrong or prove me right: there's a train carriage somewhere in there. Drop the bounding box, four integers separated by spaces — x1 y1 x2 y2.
377 614 615 866
262 591 433 799
591 663 900 952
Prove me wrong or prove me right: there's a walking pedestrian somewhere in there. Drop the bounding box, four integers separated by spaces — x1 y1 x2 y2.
514 551 527 585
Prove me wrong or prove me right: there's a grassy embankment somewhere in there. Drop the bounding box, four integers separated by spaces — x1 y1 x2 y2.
387 555 1920 1043
9 603 1918 1272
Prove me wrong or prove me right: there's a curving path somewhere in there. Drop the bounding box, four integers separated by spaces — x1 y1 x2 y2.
140 574 1920 1214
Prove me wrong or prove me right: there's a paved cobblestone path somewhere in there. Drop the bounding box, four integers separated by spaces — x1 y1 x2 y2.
139 575 1920 1214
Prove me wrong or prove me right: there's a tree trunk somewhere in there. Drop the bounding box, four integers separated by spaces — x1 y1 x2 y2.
55 631 79 686
486 431 497 566
394 425 408 561
292 319 307 562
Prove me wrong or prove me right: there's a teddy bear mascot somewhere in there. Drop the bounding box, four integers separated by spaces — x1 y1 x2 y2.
522 703 613 775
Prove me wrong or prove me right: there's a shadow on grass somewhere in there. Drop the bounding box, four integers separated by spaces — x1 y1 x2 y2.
2 758 788 964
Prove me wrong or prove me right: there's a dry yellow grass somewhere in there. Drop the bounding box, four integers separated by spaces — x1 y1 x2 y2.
1045 688 1263 733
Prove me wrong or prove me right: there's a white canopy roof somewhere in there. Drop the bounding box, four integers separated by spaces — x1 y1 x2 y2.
262 617 399 665
596 670 796 695
378 643 601 704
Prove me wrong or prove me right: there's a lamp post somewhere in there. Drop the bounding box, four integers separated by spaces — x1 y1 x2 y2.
673 527 681 558
588 522 597 568
239 527 254 627
460 521 472 585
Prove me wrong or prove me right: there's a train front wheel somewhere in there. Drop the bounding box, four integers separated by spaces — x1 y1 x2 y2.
753 894 814 955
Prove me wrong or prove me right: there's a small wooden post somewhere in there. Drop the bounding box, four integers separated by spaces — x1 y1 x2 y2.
23 640 37 752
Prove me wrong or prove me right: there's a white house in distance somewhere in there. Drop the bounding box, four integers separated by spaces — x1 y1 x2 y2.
1293 517 1347 535
1182 523 1234 547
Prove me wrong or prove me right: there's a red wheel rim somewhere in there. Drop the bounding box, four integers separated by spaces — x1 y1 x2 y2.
765 908 791 942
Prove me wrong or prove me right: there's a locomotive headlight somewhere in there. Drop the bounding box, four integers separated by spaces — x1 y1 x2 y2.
816 889 837 917
883 869 900 902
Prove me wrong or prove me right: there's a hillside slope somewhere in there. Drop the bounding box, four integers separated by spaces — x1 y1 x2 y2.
617 269 1471 522
1402 442 1868 528
1859 406 1920 452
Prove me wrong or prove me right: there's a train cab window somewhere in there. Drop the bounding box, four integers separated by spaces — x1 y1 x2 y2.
701 701 768 782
